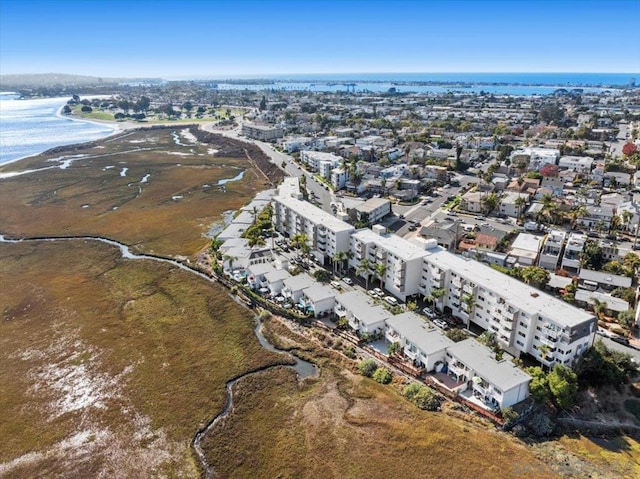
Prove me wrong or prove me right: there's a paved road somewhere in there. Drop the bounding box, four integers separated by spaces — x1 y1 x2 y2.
596 333 640 363
609 122 630 158
202 123 334 212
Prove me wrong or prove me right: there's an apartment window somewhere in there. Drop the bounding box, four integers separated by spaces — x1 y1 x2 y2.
536 326 542 331
534 335 539 340
518 332 526 338
516 340 524 347
519 321 527 327
478 296 485 302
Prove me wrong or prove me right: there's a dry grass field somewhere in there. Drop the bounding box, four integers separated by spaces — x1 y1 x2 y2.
202 366 563 479
0 240 288 478
0 127 272 257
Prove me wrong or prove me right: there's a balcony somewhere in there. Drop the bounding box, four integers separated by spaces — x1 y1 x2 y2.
448 363 468 378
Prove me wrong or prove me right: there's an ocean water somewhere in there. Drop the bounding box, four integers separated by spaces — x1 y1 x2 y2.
213 72 636 94
0 94 116 165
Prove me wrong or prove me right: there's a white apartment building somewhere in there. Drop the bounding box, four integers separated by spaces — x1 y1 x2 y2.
560 233 586 275
511 147 560 171
349 226 431 301
241 122 284 142
272 180 354 263
354 197 392 225
334 290 392 335
558 155 594 173
385 312 454 372
420 247 596 368
499 192 529 218
300 150 342 177
446 339 531 409
538 230 566 271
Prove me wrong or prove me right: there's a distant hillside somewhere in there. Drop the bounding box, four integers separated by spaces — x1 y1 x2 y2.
0 73 163 89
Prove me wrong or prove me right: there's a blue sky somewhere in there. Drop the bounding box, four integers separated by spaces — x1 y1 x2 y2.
1 0 638 77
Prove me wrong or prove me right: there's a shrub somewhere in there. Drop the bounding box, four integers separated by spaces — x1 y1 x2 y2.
388 341 402 355
413 387 441 411
501 406 519 426
403 382 423 400
372 367 392 384
511 424 528 438
344 346 356 359
258 309 271 320
357 358 378 377
445 328 469 342
528 413 555 437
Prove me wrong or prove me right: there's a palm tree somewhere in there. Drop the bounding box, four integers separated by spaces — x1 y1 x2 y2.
610 215 621 232
591 297 608 321
571 205 589 229
481 192 499 215
357 258 372 289
514 195 528 221
462 294 476 330
431 288 446 312
291 233 309 254
375 262 387 288
621 210 633 232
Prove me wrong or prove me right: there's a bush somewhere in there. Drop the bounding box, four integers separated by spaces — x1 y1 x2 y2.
413 387 441 411
344 346 356 359
528 413 555 437
501 406 519 426
403 382 423 400
372 367 392 384
511 424 528 438
388 341 402 355
258 309 271 320
357 358 378 377
445 328 469 342
81 105 93 113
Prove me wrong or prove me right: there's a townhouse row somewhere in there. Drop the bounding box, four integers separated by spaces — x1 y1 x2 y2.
272 178 597 370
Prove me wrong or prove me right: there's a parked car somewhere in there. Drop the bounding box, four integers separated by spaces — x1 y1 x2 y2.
342 277 353 285
422 307 437 319
331 281 342 290
611 336 630 346
446 211 458 216
474 215 485 220
433 318 450 330
384 296 399 306
373 288 384 296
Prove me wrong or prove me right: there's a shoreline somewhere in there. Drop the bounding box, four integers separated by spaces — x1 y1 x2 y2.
0 98 121 168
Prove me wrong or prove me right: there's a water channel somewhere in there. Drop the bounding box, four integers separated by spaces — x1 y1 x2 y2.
0 234 318 478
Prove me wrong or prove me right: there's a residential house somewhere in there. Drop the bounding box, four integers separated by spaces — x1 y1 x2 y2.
558 156 594 173
509 233 543 266
385 313 454 371
561 233 587 275
538 230 566 271
445 339 531 409
354 197 392 225
281 273 316 303
578 269 632 292
499 192 529 218
334 290 392 335
298 283 339 317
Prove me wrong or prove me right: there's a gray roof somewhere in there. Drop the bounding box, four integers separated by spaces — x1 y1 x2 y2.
302 283 338 302
264 269 291 282
335 290 392 326
386 312 454 355
579 269 632 288
282 273 316 292
447 339 531 391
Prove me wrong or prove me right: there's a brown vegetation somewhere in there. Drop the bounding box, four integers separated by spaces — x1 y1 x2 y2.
0 126 277 257
0 240 287 477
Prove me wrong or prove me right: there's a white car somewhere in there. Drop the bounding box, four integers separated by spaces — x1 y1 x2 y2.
433 318 449 330
373 288 383 296
422 307 437 319
331 281 342 290
342 277 353 285
384 296 399 306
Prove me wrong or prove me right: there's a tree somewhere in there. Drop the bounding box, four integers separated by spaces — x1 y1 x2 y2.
527 366 552 404
580 240 604 270
445 328 469 342
136 96 150 112
622 142 638 157
388 341 402 356
259 95 267 111
481 192 499 215
356 258 372 289
375 262 387 288
617 309 635 329
520 266 550 289
430 288 446 311
357 359 378 377
372 367 392 384
313 269 331 283
62 105 71 114
81 105 92 113
576 340 638 388
291 233 309 254
591 297 608 320
548 364 578 409
514 195 528 221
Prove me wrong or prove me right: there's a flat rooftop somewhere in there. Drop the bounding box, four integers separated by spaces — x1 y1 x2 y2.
424 247 596 328
275 195 355 234
447 339 531 391
352 228 429 262
386 312 454 355
335 290 392 326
